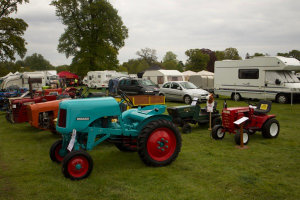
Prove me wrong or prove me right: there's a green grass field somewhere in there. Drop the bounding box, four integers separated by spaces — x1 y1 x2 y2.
0 97 299 200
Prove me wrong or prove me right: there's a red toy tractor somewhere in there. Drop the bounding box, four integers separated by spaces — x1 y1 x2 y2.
211 100 280 145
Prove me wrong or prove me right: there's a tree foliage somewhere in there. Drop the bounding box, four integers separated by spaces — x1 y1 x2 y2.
162 51 180 71
277 50 300 61
121 58 150 74
136 48 158 66
224 47 241 60
185 49 210 71
51 0 128 76
0 0 28 61
18 53 53 70
215 51 225 61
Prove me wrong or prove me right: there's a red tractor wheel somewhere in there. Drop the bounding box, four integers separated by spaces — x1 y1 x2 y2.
50 140 66 163
62 150 93 180
234 129 249 145
262 118 280 138
138 119 181 167
211 125 225 140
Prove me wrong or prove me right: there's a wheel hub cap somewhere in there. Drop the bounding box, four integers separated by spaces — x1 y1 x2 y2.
147 128 176 161
270 123 278 136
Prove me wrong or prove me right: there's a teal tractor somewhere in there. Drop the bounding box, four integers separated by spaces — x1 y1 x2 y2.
50 91 181 180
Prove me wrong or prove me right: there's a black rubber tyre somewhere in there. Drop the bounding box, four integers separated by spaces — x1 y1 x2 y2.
234 129 249 145
182 123 192 134
62 150 93 180
276 94 288 104
138 119 181 167
211 117 222 128
262 118 280 138
211 125 225 140
50 140 66 163
183 95 192 104
231 93 241 101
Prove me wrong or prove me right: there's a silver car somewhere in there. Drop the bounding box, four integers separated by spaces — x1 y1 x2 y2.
159 81 209 104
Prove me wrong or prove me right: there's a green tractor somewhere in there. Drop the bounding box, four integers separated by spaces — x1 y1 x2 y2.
50 91 181 180
167 98 221 133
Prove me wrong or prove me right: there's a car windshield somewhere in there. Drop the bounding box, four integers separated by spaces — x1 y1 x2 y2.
180 82 198 89
138 79 156 86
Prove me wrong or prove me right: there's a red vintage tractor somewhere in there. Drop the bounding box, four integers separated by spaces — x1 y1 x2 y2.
211 100 280 145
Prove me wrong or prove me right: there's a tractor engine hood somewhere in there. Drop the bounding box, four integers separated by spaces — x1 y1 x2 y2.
57 97 121 133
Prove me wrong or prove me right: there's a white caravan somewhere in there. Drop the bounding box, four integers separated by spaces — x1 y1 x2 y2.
87 71 127 88
0 71 46 90
142 70 185 87
214 56 300 104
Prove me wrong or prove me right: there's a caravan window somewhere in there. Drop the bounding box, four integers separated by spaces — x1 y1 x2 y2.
89 76 92 80
167 76 183 81
98 75 101 78
239 69 259 79
106 75 112 78
157 76 164 84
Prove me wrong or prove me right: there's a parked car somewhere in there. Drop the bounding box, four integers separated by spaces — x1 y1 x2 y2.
118 78 159 95
159 81 209 104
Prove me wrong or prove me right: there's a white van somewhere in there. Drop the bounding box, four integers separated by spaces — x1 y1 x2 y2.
0 72 46 90
87 71 127 88
142 70 185 87
214 56 300 103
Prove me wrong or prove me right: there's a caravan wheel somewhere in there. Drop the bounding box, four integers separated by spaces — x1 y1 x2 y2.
231 93 241 101
276 94 288 104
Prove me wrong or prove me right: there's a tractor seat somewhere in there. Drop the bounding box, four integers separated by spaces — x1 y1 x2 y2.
254 100 272 115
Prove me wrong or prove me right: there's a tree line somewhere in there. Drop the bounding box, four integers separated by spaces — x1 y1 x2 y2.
1 1 299 78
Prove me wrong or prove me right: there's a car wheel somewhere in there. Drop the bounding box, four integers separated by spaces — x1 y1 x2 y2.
183 95 192 104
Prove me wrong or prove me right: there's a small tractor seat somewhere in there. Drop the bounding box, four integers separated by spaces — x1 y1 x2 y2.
254 100 272 115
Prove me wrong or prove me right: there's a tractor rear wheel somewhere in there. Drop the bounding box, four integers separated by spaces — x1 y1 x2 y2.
262 118 280 138
62 150 93 180
138 119 181 167
211 125 225 140
182 123 192 134
50 140 66 163
234 129 249 145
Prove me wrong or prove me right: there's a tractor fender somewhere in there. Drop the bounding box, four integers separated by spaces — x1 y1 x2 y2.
136 115 172 132
260 115 276 128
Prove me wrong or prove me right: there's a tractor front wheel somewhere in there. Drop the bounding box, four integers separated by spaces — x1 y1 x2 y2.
234 129 249 145
262 118 280 138
211 125 225 140
182 123 192 134
138 119 181 167
50 140 66 163
62 150 93 180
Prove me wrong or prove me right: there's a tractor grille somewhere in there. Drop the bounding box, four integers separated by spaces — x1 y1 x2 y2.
58 109 66 127
222 111 234 129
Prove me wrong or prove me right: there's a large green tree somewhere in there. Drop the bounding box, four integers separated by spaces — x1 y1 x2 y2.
136 48 158 66
51 0 128 76
0 0 28 61
18 53 53 70
185 49 210 71
162 51 179 70
122 58 150 74
224 47 241 60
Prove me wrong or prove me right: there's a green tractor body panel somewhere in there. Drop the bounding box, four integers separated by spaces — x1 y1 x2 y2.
167 103 220 126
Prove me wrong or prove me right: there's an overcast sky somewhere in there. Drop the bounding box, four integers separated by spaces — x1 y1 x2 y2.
13 0 300 66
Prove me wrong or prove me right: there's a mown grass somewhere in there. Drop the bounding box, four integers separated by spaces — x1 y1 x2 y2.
0 96 299 200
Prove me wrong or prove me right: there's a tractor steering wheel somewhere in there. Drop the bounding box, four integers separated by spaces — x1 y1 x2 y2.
118 89 134 107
